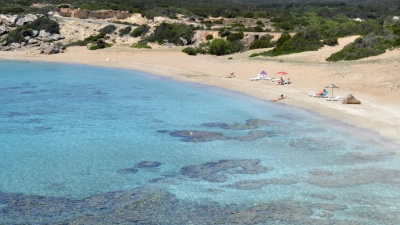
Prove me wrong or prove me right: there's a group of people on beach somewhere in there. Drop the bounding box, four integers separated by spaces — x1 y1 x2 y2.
224 71 287 102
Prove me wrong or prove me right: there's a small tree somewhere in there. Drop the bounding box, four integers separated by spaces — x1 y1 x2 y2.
209 38 231 56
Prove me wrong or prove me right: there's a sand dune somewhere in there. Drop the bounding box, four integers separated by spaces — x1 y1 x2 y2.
1 36 399 148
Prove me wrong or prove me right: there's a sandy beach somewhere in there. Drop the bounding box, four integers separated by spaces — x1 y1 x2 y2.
1 36 399 148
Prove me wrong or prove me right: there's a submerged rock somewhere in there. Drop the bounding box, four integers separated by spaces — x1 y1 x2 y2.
136 161 162 168
181 159 268 182
169 130 230 142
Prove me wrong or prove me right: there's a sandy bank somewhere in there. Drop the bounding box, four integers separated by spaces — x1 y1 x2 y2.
1 38 399 148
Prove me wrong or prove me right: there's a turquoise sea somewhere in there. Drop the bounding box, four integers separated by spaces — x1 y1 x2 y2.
1 60 400 224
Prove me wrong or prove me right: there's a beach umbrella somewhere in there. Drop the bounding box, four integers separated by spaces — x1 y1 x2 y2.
276 71 288 75
325 84 339 97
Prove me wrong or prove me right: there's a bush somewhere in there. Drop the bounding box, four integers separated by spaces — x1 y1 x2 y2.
65 32 111 49
131 43 152 49
323 37 338 46
4 29 26 44
130 25 150 37
182 47 197 55
229 40 244 53
209 38 231 56
142 22 195 45
27 16 60 34
265 27 323 56
326 34 395 61
206 34 213 40
226 32 244 42
249 53 262 57
119 26 132 37
249 39 273 50
276 31 291 47
218 29 230 37
99 25 117 34
89 45 99 50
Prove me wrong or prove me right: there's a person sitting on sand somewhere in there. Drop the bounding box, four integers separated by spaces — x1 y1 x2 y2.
315 89 326 97
276 77 284 84
224 72 235 78
277 78 291 85
271 94 286 102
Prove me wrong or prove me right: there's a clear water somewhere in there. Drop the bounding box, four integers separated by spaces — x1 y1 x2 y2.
1 60 400 224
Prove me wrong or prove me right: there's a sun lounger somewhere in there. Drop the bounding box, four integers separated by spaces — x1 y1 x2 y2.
309 91 329 98
251 73 269 81
326 96 343 101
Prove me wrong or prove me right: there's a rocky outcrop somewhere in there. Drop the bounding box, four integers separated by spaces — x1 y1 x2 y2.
0 14 18 27
0 25 9 36
0 14 38 27
39 43 64 54
15 14 38 27
37 30 65 42
0 14 65 54
342 94 361 104
59 8 131 20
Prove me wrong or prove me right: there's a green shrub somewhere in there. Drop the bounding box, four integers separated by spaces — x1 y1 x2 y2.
249 39 273 50
131 43 152 49
4 29 26 44
323 37 338 46
276 31 291 47
206 34 213 40
65 32 111 49
119 26 132 37
218 29 231 37
209 38 231 56
265 26 323 56
27 16 60 34
212 20 224 25
182 47 197 55
142 22 195 45
394 38 400 47
229 40 244 53
249 53 262 57
326 34 395 61
84 32 106 42
89 45 99 50
226 32 244 42
130 25 150 37
99 25 117 34
65 40 88 47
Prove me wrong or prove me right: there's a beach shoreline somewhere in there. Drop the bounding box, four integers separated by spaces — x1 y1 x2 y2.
1 41 399 148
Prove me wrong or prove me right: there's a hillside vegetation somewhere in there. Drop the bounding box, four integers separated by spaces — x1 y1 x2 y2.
0 0 399 60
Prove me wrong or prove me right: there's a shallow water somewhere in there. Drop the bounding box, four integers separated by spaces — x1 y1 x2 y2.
1 60 400 224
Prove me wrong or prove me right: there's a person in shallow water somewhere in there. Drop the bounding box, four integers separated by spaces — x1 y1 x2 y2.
271 94 286 102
